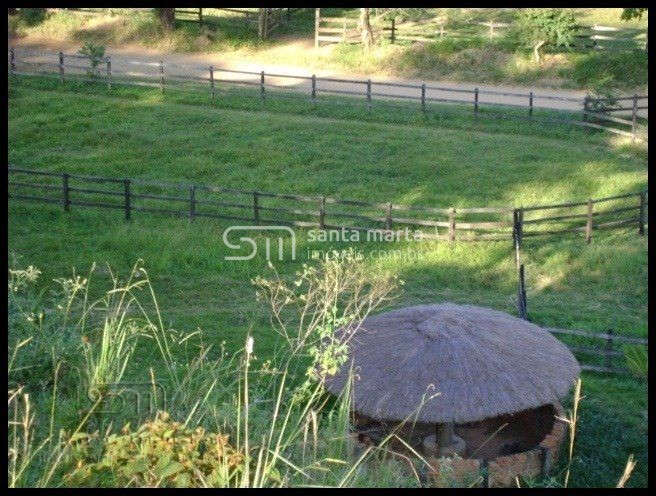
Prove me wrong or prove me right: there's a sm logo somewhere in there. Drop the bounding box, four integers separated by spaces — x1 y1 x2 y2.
222 226 296 261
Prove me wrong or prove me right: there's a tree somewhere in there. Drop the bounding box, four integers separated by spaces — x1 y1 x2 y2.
154 8 175 30
515 8 577 63
620 8 647 21
358 8 374 49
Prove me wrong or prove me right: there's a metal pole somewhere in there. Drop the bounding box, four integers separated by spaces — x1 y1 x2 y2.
529 91 533 119
253 191 260 225
319 196 325 229
311 74 317 107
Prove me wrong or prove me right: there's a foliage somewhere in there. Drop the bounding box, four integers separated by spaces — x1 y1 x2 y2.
623 345 647 380
67 411 245 487
514 8 578 62
620 9 647 21
78 42 106 78
18 8 47 26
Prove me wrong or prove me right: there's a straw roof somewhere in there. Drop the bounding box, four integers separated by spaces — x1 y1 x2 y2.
323 304 580 424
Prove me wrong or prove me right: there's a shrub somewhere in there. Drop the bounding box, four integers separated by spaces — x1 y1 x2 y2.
67 411 245 487
18 8 47 26
78 42 106 78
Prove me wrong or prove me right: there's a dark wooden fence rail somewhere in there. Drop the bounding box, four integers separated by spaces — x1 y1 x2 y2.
8 166 647 246
545 327 647 375
8 47 649 143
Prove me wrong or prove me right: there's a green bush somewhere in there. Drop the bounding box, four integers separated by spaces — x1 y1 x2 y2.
18 8 48 26
67 411 245 487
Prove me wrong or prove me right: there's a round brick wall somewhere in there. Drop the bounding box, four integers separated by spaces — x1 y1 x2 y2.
351 402 568 488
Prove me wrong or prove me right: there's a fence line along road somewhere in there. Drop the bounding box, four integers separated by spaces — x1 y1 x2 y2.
8 47 649 143
8 166 648 246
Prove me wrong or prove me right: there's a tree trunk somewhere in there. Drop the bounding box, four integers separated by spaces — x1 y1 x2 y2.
533 40 545 63
358 8 374 50
155 8 175 31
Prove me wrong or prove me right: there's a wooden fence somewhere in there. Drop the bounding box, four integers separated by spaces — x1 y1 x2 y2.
546 326 647 376
8 166 648 376
315 10 361 46
380 17 647 52
8 47 649 142
7 166 647 245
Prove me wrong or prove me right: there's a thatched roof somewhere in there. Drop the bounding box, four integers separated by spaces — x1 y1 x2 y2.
323 304 580 424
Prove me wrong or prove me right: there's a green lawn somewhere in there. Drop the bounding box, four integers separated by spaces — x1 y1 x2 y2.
7 81 648 487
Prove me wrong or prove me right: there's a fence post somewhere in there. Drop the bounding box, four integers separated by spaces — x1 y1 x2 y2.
198 8 203 28
366 79 372 113
106 57 112 90
585 198 594 243
421 84 426 114
124 179 131 221
319 196 325 229
639 190 646 236
62 173 70 212
474 88 479 115
529 91 533 119
159 60 164 92
448 208 456 243
209 66 215 99
390 18 396 44
632 94 638 143
59 51 65 85
583 95 589 123
311 74 317 107
314 8 320 48
189 185 196 220
253 191 260 225
10 47 16 77
386 203 393 231
518 264 527 320
605 330 613 370
260 71 266 104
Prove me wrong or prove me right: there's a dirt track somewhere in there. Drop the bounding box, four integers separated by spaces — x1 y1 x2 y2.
9 39 648 117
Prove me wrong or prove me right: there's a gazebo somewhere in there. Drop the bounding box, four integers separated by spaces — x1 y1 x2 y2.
323 303 580 485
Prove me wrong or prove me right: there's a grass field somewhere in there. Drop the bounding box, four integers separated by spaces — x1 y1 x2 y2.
7 79 648 487
8 8 648 92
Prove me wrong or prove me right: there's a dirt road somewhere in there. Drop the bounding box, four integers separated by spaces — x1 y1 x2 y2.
9 40 648 116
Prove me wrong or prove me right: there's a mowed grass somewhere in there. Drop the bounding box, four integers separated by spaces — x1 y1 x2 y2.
7 84 648 487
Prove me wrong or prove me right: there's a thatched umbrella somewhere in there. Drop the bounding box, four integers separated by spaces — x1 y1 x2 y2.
323 304 580 455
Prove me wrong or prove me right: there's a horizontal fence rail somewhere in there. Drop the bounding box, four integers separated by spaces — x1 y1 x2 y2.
8 166 648 246
545 327 647 376
7 47 648 143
